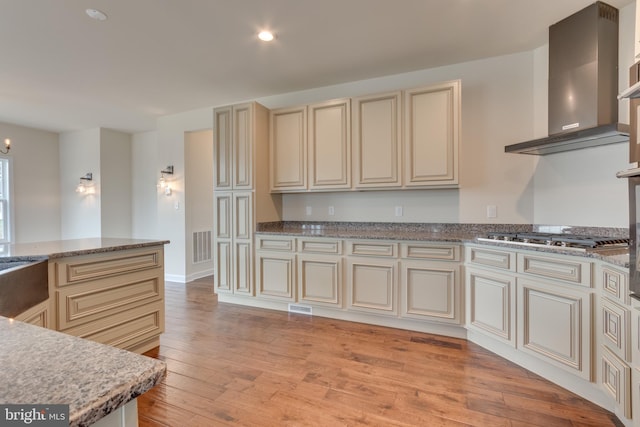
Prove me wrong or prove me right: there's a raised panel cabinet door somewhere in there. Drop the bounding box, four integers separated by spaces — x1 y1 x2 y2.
308 98 351 190
214 193 232 239
298 254 342 307
256 252 296 301
214 240 232 293
234 241 253 295
401 260 460 324
600 347 632 419
270 106 307 191
214 106 233 190
233 192 253 240
404 80 460 187
352 91 402 188
233 103 254 189
347 257 398 315
517 278 593 381
465 267 516 347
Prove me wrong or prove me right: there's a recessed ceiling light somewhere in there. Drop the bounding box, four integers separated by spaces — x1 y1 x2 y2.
86 8 108 21
258 30 275 42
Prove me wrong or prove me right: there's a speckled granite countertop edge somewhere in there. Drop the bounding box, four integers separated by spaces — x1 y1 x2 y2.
0 238 170 259
0 318 166 427
256 221 629 268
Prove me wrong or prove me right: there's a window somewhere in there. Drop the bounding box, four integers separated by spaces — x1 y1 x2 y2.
0 158 10 243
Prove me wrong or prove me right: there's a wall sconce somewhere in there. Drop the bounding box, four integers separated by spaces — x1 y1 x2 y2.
159 165 173 196
75 172 93 193
0 138 10 155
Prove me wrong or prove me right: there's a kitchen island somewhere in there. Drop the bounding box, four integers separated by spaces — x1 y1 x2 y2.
0 316 166 427
8 238 169 354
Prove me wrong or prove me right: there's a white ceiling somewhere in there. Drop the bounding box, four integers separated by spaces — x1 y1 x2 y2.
0 0 634 134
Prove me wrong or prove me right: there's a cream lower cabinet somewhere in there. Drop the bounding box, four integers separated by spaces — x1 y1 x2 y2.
400 242 462 324
517 277 593 381
297 238 343 308
516 252 594 381
255 236 296 301
346 241 398 316
13 299 50 328
466 267 516 346
50 246 165 354
465 245 517 346
214 192 254 296
596 263 632 422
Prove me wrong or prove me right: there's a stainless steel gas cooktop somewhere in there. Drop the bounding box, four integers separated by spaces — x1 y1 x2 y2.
476 232 629 252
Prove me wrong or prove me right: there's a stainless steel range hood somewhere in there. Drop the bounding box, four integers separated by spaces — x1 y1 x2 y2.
505 1 629 155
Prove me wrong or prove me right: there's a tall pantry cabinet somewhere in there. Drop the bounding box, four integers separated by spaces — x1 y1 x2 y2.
213 102 281 296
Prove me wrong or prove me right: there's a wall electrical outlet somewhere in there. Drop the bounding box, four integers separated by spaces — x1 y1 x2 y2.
328 206 335 216
305 206 312 216
486 205 497 218
395 206 403 217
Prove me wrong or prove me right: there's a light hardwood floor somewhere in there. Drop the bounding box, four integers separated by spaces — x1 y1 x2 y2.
138 277 622 426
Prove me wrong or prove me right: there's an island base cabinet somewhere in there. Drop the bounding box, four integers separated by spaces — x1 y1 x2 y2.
465 267 516 347
63 301 164 354
516 278 593 381
50 246 166 354
400 260 460 324
13 299 50 328
347 258 398 315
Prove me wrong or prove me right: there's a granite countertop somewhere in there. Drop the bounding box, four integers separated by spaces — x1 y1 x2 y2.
0 317 166 427
0 238 170 259
256 221 630 267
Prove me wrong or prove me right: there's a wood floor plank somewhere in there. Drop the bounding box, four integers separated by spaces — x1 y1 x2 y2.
137 277 620 426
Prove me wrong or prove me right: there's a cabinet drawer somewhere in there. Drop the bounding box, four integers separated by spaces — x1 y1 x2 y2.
401 243 460 261
601 298 631 363
348 241 397 258
55 247 163 287
601 347 632 419
517 252 592 287
598 264 629 306
57 270 163 330
64 301 164 352
467 245 515 271
299 238 342 255
256 236 295 252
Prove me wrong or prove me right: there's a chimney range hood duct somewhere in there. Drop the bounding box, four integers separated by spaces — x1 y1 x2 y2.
505 1 629 155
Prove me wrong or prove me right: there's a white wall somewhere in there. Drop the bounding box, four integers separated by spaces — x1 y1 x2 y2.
0 122 61 243
100 129 132 237
185 129 214 281
60 128 101 239
131 131 158 239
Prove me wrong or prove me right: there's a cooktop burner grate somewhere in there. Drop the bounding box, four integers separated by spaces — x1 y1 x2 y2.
483 232 629 250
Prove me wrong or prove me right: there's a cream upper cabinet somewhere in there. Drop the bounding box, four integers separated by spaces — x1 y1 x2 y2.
269 79 461 192
352 91 402 188
270 106 307 192
308 98 351 190
404 80 460 187
214 102 268 190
